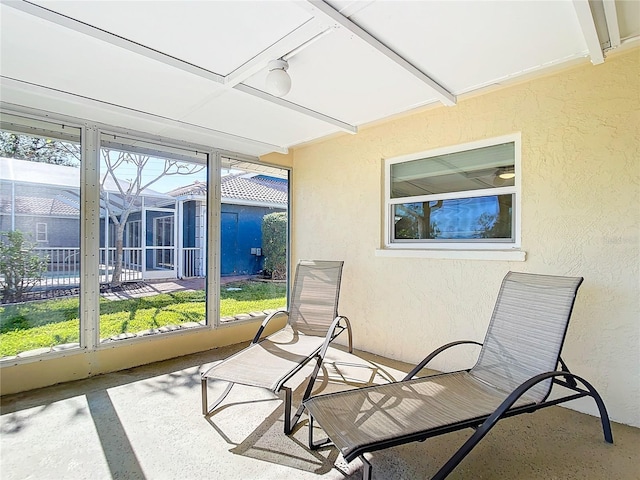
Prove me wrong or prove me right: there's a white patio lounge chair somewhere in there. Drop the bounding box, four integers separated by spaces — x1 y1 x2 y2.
304 271 612 479
201 260 352 434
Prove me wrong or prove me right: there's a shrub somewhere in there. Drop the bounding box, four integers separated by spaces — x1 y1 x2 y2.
262 212 287 280
0 230 48 303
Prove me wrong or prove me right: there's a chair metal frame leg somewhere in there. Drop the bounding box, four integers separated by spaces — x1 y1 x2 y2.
282 353 326 434
360 455 372 480
430 371 613 480
308 413 332 449
201 377 234 416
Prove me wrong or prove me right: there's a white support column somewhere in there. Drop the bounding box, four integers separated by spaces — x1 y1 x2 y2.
80 125 101 350
10 181 15 230
141 198 147 279
177 200 183 279
603 0 621 48
208 152 221 328
103 191 109 284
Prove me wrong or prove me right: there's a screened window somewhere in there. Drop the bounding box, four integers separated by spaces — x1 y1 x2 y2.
0 107 291 362
385 135 520 248
0 113 82 358
98 134 208 337
218 157 289 324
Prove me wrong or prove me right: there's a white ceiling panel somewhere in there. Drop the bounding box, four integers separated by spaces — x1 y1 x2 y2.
1 0 638 157
30 0 315 75
342 0 590 94
182 87 340 148
244 26 443 124
0 6 221 116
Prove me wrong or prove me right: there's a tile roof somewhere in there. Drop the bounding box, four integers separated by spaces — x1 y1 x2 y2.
0 192 79 216
169 175 287 206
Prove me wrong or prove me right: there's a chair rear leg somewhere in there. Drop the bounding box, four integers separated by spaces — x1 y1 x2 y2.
360 455 372 480
576 376 614 443
283 386 293 434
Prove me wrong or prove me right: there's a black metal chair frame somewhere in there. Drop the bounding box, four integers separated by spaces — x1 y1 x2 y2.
309 342 612 479
305 273 613 479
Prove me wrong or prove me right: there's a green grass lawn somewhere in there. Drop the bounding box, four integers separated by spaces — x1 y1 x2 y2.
0 281 286 357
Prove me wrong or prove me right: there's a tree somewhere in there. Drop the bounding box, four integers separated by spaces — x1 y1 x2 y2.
0 230 49 303
0 131 80 166
395 201 442 239
261 212 287 280
100 149 205 286
0 132 204 288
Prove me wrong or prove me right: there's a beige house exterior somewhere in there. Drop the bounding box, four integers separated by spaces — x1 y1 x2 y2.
1 47 638 430
286 48 640 427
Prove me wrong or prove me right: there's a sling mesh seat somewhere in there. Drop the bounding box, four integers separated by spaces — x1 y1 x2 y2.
304 272 613 479
201 260 352 434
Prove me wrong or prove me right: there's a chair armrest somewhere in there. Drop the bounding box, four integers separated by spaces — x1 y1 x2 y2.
252 310 289 344
318 315 353 358
404 340 483 380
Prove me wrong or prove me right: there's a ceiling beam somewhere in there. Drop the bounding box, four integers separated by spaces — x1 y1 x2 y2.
0 78 289 154
602 0 621 48
3 0 358 135
233 84 357 133
572 0 605 64
304 0 456 107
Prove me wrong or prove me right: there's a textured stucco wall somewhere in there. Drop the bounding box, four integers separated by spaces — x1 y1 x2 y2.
291 48 640 426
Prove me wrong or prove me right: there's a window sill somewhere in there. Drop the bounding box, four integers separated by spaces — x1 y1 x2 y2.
375 248 526 261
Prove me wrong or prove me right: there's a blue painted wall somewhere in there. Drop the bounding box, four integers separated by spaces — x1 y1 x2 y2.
220 204 285 276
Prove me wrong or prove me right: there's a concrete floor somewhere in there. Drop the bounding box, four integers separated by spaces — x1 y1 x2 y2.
1 344 638 480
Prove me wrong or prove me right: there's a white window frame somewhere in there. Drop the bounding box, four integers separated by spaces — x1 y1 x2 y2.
35 222 48 242
384 133 522 251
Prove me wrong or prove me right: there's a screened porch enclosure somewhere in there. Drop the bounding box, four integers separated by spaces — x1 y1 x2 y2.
0 113 290 360
99 191 181 284
0 160 203 291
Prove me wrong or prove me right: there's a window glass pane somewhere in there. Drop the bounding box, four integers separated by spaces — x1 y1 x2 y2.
98 136 207 341
0 115 81 358
393 194 513 241
219 159 288 324
391 142 515 198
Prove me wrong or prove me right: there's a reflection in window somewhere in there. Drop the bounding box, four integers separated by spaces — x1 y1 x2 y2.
394 195 513 241
386 136 519 247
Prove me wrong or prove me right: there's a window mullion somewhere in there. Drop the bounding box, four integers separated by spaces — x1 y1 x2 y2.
81 125 101 350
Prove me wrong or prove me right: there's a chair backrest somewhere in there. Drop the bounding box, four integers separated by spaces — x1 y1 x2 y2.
288 260 344 337
470 271 583 403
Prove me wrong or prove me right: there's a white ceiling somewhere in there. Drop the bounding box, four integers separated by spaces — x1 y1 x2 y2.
1 0 638 158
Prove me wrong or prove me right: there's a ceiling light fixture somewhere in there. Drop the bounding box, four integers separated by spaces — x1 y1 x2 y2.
493 166 516 186
498 166 516 179
266 59 291 97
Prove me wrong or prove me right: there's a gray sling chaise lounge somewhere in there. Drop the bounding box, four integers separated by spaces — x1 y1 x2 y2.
201 260 352 434
304 272 612 479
